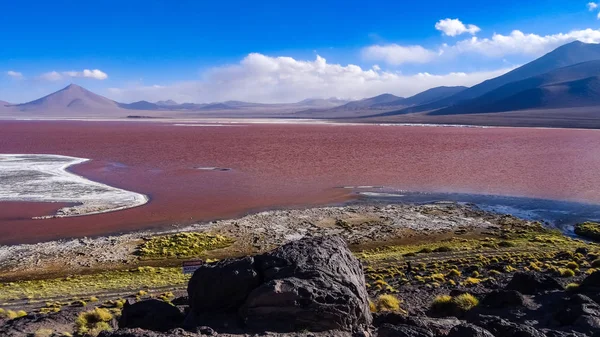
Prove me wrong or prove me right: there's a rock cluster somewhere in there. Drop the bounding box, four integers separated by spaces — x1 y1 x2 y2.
4 236 600 337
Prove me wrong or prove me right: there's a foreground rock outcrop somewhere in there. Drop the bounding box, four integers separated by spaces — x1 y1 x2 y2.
3 232 600 337
186 236 372 332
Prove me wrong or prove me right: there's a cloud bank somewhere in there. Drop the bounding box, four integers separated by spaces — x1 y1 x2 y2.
364 28 600 65
362 45 439 65
39 69 108 81
108 53 513 103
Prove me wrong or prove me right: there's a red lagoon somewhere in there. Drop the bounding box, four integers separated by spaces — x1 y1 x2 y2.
2 120 600 244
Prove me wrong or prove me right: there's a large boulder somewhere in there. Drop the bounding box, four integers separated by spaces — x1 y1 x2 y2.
579 270 600 292
481 290 526 308
186 236 372 333
553 294 600 325
119 299 184 332
505 272 563 295
187 256 260 313
241 236 371 331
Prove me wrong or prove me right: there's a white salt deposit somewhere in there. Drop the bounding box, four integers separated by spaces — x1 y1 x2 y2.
0 154 148 218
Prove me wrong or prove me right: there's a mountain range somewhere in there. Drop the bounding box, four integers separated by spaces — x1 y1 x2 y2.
3 40 600 125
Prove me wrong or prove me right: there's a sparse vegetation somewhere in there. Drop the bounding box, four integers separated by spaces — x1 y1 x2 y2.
452 293 479 312
566 283 580 291
375 294 403 312
75 307 113 336
138 232 233 258
0 267 188 301
558 268 575 277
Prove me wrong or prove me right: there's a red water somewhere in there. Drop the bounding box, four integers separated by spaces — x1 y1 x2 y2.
2 120 600 244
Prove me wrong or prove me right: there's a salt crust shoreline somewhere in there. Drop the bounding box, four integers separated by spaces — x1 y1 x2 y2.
0 154 148 218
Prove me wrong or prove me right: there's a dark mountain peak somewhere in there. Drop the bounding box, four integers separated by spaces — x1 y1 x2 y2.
387 41 600 115
370 93 400 100
156 99 178 106
118 100 160 110
15 83 118 112
60 83 85 92
559 40 586 48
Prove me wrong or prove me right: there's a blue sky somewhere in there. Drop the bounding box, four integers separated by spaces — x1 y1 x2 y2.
2 0 600 103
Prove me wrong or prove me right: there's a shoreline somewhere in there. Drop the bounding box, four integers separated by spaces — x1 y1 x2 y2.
0 201 546 280
4 116 600 131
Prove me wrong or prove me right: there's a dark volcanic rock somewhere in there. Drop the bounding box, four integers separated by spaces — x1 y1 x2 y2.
241 236 371 331
187 256 260 314
553 294 600 326
481 290 526 308
99 328 196 337
100 327 354 336
186 236 371 333
472 315 547 337
542 330 588 337
579 270 600 291
447 323 495 337
119 299 184 332
377 323 434 337
506 272 563 295
372 313 460 335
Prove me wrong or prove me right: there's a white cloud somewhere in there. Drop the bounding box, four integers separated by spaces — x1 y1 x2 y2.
435 18 481 37
588 2 598 11
363 28 600 65
39 71 63 81
362 44 438 65
107 53 514 103
450 29 600 57
66 69 108 80
39 69 108 81
6 70 23 79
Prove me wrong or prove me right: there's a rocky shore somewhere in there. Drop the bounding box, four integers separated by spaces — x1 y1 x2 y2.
0 202 599 336
0 202 505 280
1 235 599 337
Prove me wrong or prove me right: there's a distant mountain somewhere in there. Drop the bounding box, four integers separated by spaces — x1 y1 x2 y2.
119 100 161 110
155 100 178 106
394 41 600 114
14 84 119 113
333 93 403 111
178 103 208 110
198 103 237 110
296 98 350 108
470 76 600 112
373 86 468 108
433 60 600 115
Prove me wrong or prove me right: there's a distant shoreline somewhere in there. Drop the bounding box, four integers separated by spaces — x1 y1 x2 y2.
3 116 600 130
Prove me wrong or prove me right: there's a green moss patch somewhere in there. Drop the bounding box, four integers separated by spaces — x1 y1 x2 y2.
0 267 188 302
138 232 233 258
574 222 600 241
